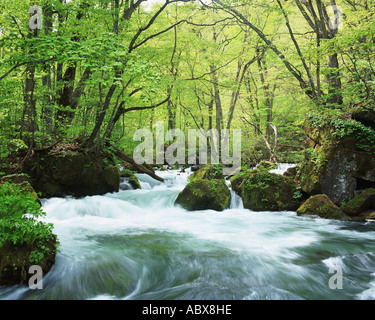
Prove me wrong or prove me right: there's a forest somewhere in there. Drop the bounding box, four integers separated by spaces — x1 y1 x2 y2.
0 0 373 164
1 0 375 300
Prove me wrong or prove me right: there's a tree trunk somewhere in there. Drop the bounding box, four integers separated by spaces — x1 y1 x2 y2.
326 53 343 105
21 29 37 146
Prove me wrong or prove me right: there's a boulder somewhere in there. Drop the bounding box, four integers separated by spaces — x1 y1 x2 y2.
296 194 350 220
23 147 120 198
283 166 298 179
175 179 231 211
0 235 58 286
190 165 202 172
190 164 223 180
120 169 142 189
352 105 375 129
230 169 305 211
340 188 375 220
257 161 278 171
298 111 375 204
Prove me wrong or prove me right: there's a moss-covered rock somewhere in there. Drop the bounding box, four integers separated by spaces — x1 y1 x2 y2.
129 175 141 190
23 146 120 198
190 164 224 180
257 161 278 171
298 112 375 204
230 169 255 193
0 235 58 286
120 169 141 189
283 166 298 179
230 169 305 211
175 179 231 211
340 188 375 219
352 105 375 129
296 194 350 220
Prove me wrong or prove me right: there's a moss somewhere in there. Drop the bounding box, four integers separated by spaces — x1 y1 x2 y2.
257 161 278 171
120 169 141 189
190 164 224 181
23 147 120 198
129 175 142 190
0 235 58 285
231 169 304 211
298 111 375 205
229 169 253 193
175 179 231 211
120 169 135 178
341 188 375 216
297 194 350 220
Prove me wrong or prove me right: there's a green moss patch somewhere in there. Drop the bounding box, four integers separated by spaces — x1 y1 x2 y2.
175 179 231 211
297 194 350 220
341 188 375 216
230 169 304 211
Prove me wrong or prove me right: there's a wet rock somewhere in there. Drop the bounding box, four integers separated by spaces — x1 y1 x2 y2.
23 148 120 198
230 169 305 211
257 161 278 171
298 112 375 204
0 235 58 286
175 179 231 211
296 194 350 220
341 188 375 220
120 169 141 189
283 166 298 179
191 164 223 180
190 165 201 172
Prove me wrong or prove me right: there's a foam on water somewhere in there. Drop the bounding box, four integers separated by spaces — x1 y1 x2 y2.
1 166 375 300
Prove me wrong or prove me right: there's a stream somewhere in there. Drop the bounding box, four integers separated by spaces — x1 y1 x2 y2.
1 165 375 300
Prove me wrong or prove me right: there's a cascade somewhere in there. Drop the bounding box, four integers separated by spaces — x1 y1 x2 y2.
1 167 375 300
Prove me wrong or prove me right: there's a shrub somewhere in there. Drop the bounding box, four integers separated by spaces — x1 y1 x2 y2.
0 182 58 265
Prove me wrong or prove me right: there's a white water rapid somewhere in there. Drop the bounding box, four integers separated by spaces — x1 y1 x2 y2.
1 165 375 300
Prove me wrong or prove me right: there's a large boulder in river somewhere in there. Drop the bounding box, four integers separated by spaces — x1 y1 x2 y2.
296 194 350 220
190 164 224 180
298 108 375 204
23 145 120 198
340 188 375 220
230 169 305 211
175 179 231 211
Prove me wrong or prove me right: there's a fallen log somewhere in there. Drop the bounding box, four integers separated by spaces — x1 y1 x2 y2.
112 146 164 182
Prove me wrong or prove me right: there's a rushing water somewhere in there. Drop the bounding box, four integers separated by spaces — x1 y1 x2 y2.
1 165 375 300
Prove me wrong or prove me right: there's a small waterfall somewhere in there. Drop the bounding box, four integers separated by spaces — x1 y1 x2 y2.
135 173 163 190
225 177 244 209
119 178 134 191
270 163 296 175
230 191 244 209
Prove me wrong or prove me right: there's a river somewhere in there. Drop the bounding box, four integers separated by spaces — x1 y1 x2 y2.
1 165 375 300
